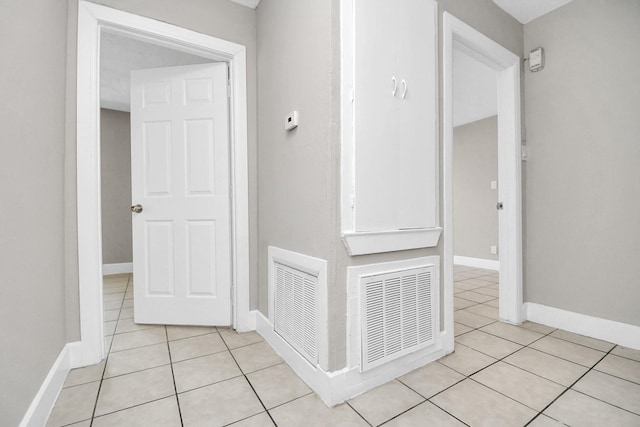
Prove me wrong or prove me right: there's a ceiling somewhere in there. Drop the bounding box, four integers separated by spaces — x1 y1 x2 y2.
230 0 260 8
493 0 573 24
100 32 213 112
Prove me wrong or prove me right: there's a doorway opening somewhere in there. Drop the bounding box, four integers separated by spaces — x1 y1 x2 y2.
442 12 523 351
76 1 250 366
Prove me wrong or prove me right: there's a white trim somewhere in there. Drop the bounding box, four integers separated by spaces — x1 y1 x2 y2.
19 342 82 427
267 246 328 371
255 311 448 406
453 256 499 271
525 303 640 351
443 13 523 334
102 262 133 275
342 228 442 256
76 1 251 365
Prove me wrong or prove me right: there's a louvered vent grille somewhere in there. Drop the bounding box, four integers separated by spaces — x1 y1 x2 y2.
274 262 318 365
361 266 435 372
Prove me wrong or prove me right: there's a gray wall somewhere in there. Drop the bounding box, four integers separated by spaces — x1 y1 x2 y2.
0 1 69 425
256 0 343 369
453 116 498 261
524 0 640 326
65 0 258 341
101 109 132 265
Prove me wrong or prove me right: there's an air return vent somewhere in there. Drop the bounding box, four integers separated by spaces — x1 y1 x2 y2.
361 266 436 372
273 262 318 365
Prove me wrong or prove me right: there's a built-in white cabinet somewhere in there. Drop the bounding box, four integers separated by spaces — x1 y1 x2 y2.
341 0 441 255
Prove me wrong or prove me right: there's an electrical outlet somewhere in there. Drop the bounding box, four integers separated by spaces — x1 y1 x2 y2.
490 246 498 255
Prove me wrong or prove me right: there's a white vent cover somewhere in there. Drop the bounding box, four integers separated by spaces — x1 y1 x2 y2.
273 262 318 365
361 266 436 372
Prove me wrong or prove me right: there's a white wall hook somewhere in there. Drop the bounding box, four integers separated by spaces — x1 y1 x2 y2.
401 79 407 99
391 76 397 96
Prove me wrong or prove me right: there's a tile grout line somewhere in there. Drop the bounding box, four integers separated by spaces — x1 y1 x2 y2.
217 328 279 426
343 401 374 426
164 325 185 426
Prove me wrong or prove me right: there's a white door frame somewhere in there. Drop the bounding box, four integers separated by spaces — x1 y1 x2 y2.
76 1 250 365
442 12 523 351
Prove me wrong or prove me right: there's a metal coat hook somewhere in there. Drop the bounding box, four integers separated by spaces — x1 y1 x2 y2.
401 79 408 99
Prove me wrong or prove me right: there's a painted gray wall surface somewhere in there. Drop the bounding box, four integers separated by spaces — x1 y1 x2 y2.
101 109 132 264
453 116 498 261
256 0 344 369
524 0 640 326
0 1 69 424
64 0 258 342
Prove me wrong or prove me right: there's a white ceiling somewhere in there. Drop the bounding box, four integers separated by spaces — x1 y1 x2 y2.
493 0 573 24
453 47 497 127
230 0 260 8
100 32 213 112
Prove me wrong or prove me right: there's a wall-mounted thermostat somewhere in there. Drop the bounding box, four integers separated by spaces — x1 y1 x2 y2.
529 47 544 72
285 111 299 131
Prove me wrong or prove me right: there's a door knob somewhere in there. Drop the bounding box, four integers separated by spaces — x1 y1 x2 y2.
496 202 504 210
131 204 143 213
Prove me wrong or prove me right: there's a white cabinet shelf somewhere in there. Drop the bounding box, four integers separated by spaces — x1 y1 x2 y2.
341 0 440 255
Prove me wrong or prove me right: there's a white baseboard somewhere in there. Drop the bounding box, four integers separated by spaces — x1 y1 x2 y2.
19 341 82 427
454 256 499 271
524 302 640 350
246 309 258 331
255 311 448 406
102 262 133 275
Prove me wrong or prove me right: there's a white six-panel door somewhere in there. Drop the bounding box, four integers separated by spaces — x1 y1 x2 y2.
130 63 231 326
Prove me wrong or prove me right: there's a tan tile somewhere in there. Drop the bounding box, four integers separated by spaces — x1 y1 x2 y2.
471 361 565 411
65 421 91 427
454 281 481 292
454 297 476 310
103 309 120 322
103 300 123 311
348 380 423 426
219 328 264 349
530 336 605 367
504 347 588 387
456 291 495 303
550 330 615 352
431 379 536 426
166 325 217 341
595 354 640 384
168 332 227 362
612 345 640 363
46 381 99 427
246 363 311 409
228 412 275 426
179 377 264 426
484 298 500 308
480 321 544 346
104 335 113 352
110 328 167 353
454 322 473 337
63 361 105 387
231 341 283 374
574 370 640 414
121 299 134 308
438 344 497 376
455 330 522 359
384 401 466 426
92 396 181 427
173 351 242 393
520 321 556 335
472 287 500 298
103 293 125 302
95 365 175 416
463 303 498 320
454 310 496 329
119 307 134 319
104 343 170 378
103 321 117 336
545 390 640 426
115 318 163 335
399 361 465 399
270 393 368 427
103 286 127 294
527 414 566 426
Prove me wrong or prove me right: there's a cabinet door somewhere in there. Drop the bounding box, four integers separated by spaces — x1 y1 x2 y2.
353 0 400 231
353 0 437 232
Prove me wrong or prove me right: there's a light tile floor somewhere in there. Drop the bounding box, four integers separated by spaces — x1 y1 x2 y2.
47 268 640 426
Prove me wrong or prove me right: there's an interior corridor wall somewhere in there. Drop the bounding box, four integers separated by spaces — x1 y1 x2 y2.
453 116 499 262
0 1 69 424
101 109 133 265
524 0 640 326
